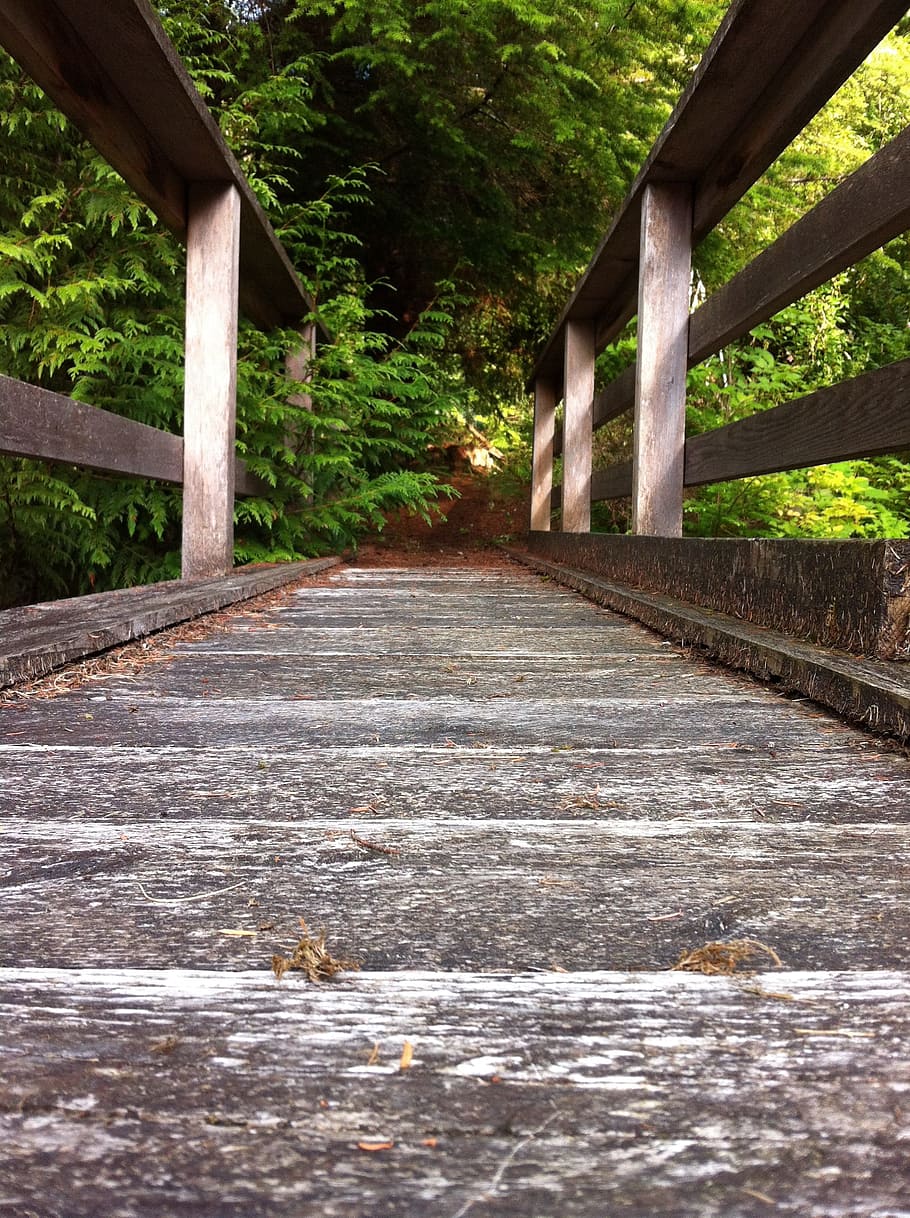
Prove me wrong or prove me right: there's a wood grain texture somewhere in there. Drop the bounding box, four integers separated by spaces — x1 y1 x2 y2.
3 968 909 1217
0 373 265 495
519 533 910 660
684 358 910 486
561 322 595 533
632 184 692 537
530 378 556 530
0 558 340 688
0 0 312 328
3 563 910 1213
514 544 910 736
181 183 241 580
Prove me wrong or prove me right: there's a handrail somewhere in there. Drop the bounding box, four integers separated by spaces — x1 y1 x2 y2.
0 0 314 579
530 0 910 540
0 0 311 329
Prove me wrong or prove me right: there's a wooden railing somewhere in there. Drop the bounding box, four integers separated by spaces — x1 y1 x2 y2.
0 0 315 581
529 0 910 542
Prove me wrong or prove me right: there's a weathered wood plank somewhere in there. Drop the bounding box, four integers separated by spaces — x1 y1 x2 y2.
633 183 692 537
3 741 903 826
0 372 266 495
0 558 341 689
0 372 183 482
684 357 910 486
519 535 910 660
530 378 556 530
513 545 910 736
4 564 910 1213
0 0 312 328
591 459 633 502
181 182 242 580
3 814 910 971
2 969 909 1216
561 322 595 533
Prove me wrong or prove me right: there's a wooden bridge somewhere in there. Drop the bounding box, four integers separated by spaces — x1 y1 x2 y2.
2 2 910 1213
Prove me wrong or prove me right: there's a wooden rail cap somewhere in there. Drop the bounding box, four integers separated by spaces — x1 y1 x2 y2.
0 0 314 330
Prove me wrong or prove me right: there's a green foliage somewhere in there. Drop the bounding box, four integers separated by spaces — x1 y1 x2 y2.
0 36 461 608
2 0 910 608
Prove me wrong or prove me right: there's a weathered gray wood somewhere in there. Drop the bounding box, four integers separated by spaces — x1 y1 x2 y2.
632 183 692 538
0 0 312 329
519 533 910 659
591 360 910 500
0 558 340 689
0 372 183 482
530 0 908 387
181 182 242 581
690 124 910 364
513 545 910 736
3 968 909 1217
684 358 910 486
561 321 595 533
0 373 266 495
530 378 556 531
591 459 633 502
4 564 910 1214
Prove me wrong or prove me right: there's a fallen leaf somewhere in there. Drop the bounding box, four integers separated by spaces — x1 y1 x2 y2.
421 1138 439 1149
400 1040 414 1071
357 1141 394 1153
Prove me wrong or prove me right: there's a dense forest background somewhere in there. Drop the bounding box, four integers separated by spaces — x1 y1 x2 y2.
1 0 909 606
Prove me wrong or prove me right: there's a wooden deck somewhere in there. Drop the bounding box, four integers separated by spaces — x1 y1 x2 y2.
2 560 910 1215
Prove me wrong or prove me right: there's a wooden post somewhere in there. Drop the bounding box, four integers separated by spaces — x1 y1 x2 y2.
181 182 241 580
285 321 316 413
530 377 556 532
632 182 693 537
562 320 595 533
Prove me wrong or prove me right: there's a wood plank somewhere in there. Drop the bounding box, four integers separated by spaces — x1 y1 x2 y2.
4 742 904 827
181 183 241 581
0 372 183 482
0 0 312 329
632 184 692 537
2 968 909 1216
4 563 910 1212
517 533 910 660
530 0 908 387
0 558 341 689
530 378 556 531
684 357 910 486
513 545 910 737
690 125 910 363
591 460 632 502
0 373 265 494
561 321 595 533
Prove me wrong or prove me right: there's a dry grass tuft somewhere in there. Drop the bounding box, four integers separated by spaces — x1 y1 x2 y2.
272 920 360 983
673 938 783 976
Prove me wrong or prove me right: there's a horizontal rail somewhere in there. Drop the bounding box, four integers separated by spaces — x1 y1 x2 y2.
684 359 910 487
0 375 266 496
0 0 312 330
586 359 910 502
530 0 908 388
553 119 910 464
689 124 910 365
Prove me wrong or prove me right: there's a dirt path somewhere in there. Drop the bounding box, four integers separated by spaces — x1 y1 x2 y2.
357 470 527 568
